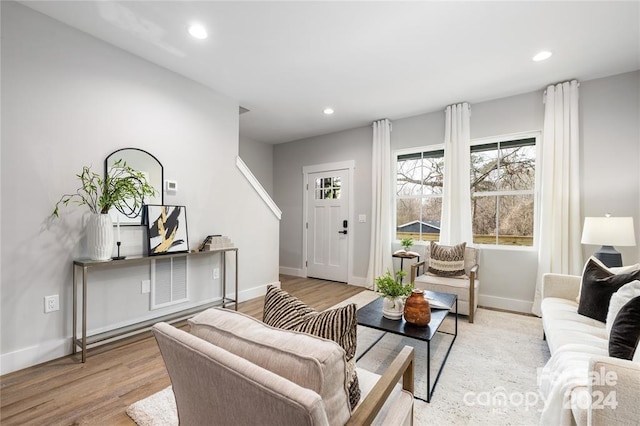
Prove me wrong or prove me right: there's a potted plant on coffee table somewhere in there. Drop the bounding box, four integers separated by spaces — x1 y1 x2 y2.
53 159 156 261
375 270 414 320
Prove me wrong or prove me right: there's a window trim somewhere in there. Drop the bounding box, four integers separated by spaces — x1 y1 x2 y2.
470 131 541 250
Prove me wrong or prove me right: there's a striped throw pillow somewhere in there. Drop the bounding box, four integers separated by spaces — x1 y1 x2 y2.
263 285 360 409
428 241 467 277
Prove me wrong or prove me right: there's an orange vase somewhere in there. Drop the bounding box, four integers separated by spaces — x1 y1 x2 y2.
403 289 431 326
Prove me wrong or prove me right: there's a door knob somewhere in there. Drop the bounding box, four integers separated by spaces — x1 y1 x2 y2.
338 230 348 235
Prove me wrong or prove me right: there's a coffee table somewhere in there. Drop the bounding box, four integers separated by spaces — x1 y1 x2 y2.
356 291 457 402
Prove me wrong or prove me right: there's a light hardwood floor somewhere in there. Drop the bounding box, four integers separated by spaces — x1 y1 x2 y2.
0 276 365 425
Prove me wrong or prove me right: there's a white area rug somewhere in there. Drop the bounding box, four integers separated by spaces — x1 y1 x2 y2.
127 291 550 425
127 387 177 426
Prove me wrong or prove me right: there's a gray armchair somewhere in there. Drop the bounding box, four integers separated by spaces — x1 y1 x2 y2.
153 308 415 425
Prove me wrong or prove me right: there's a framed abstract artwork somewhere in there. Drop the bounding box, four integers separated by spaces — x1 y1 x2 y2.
144 205 189 255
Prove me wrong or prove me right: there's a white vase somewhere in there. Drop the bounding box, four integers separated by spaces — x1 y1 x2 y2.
87 213 114 261
382 296 405 320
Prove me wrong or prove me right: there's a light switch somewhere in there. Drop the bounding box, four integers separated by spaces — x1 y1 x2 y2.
358 214 366 223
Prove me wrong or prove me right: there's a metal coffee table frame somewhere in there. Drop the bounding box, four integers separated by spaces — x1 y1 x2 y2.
356 291 458 403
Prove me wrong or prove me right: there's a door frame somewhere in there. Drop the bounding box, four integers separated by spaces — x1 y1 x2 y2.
302 160 355 283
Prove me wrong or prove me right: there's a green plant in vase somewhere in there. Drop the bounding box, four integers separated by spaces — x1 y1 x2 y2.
375 269 414 320
53 159 156 217
376 269 413 300
52 159 156 260
400 237 414 252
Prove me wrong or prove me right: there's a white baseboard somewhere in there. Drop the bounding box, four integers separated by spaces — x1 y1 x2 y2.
0 281 282 376
478 294 533 314
279 266 304 277
348 275 369 288
1 339 70 376
278 269 370 288
238 281 280 302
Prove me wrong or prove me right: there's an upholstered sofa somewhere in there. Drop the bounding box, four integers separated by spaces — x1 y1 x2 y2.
153 307 415 425
539 273 640 426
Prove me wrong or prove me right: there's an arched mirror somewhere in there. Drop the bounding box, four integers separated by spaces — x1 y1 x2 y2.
105 148 163 225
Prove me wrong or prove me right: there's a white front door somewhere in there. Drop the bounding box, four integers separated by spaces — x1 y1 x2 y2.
307 169 349 282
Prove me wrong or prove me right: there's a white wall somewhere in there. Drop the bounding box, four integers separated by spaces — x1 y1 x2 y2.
391 90 546 311
0 2 279 374
239 135 274 196
274 126 372 282
580 71 640 264
273 71 640 313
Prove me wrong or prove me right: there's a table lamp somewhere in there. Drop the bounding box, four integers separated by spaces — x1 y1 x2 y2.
581 215 636 267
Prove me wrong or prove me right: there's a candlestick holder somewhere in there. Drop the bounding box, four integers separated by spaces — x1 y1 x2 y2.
112 241 126 260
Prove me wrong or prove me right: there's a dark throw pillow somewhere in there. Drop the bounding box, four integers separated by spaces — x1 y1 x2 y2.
263 285 360 409
609 296 640 360
428 241 467 277
577 257 640 322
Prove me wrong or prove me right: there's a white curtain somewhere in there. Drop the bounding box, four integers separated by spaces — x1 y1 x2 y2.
440 103 473 245
531 80 582 316
367 119 394 288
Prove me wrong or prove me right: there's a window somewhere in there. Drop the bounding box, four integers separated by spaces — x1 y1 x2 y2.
470 137 537 246
395 149 444 241
315 176 341 199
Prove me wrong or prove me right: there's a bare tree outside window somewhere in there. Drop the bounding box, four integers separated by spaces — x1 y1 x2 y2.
470 138 536 246
395 136 536 246
396 150 444 241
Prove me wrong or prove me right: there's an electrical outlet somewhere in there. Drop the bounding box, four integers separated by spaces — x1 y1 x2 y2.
141 280 151 294
44 295 59 313
213 268 220 280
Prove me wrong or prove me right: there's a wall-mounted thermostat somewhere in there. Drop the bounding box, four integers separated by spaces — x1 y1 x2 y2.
165 180 178 194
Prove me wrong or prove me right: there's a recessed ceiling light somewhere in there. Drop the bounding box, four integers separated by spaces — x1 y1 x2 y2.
188 24 208 40
323 108 334 115
532 51 552 62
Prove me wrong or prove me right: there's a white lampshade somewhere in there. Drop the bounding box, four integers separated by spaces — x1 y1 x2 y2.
581 216 636 247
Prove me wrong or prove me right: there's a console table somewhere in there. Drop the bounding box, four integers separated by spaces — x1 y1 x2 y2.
72 248 238 362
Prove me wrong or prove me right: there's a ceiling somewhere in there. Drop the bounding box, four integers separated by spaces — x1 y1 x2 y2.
21 1 640 144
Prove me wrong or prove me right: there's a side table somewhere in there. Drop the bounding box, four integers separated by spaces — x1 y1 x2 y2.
393 251 420 280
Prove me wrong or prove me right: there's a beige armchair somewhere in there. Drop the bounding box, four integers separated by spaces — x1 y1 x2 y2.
410 245 479 323
153 308 415 426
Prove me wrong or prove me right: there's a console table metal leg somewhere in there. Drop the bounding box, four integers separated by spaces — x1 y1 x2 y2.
72 265 77 355
82 266 87 363
221 251 227 308
234 250 238 311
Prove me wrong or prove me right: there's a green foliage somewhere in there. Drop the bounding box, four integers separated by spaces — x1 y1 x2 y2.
375 269 413 299
53 159 156 217
400 237 414 250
